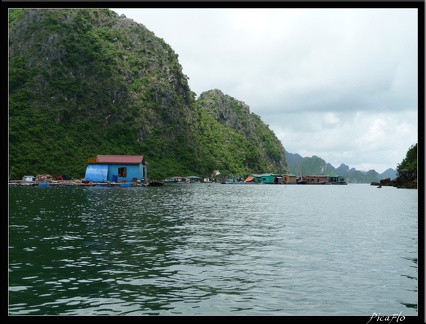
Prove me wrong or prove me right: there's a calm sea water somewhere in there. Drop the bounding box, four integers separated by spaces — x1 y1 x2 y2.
8 183 418 316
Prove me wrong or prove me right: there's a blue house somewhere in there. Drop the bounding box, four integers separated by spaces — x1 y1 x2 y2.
84 155 147 183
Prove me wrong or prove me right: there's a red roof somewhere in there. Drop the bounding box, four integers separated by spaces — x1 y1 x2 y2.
95 155 144 164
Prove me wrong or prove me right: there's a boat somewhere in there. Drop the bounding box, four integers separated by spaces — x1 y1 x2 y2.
148 181 164 187
327 176 348 185
296 165 307 184
297 175 326 184
296 175 347 185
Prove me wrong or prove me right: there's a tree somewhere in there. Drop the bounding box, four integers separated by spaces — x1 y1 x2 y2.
397 143 417 171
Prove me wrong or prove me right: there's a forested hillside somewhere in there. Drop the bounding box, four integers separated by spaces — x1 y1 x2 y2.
9 8 411 184
8 8 288 180
397 143 417 171
196 89 287 175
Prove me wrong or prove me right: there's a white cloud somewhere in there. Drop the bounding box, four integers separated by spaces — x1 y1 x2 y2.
112 7 419 174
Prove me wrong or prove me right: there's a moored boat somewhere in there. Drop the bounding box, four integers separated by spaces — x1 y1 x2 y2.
148 181 164 187
327 176 347 185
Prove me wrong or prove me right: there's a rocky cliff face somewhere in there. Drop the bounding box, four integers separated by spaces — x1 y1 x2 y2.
394 170 417 189
373 169 417 189
198 89 287 173
8 8 288 179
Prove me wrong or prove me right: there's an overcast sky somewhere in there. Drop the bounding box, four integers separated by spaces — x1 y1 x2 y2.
112 8 418 174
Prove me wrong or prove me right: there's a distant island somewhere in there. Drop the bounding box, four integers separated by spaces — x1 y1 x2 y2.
285 150 396 184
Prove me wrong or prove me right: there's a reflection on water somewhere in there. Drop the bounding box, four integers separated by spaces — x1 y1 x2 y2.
9 184 418 315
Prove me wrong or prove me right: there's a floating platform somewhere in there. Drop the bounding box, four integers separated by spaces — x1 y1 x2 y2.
8 180 148 187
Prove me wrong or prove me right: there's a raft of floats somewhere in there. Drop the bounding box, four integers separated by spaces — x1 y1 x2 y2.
8 180 163 187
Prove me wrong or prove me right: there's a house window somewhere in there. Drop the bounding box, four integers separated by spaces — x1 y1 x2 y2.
118 167 127 177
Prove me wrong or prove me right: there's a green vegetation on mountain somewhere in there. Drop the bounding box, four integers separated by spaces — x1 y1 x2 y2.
397 143 417 171
8 8 287 180
9 8 414 183
195 89 287 176
375 143 418 189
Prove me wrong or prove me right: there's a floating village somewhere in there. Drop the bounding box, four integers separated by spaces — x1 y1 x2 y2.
9 154 348 187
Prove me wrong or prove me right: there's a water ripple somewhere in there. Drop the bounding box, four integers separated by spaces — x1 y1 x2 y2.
8 184 418 315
